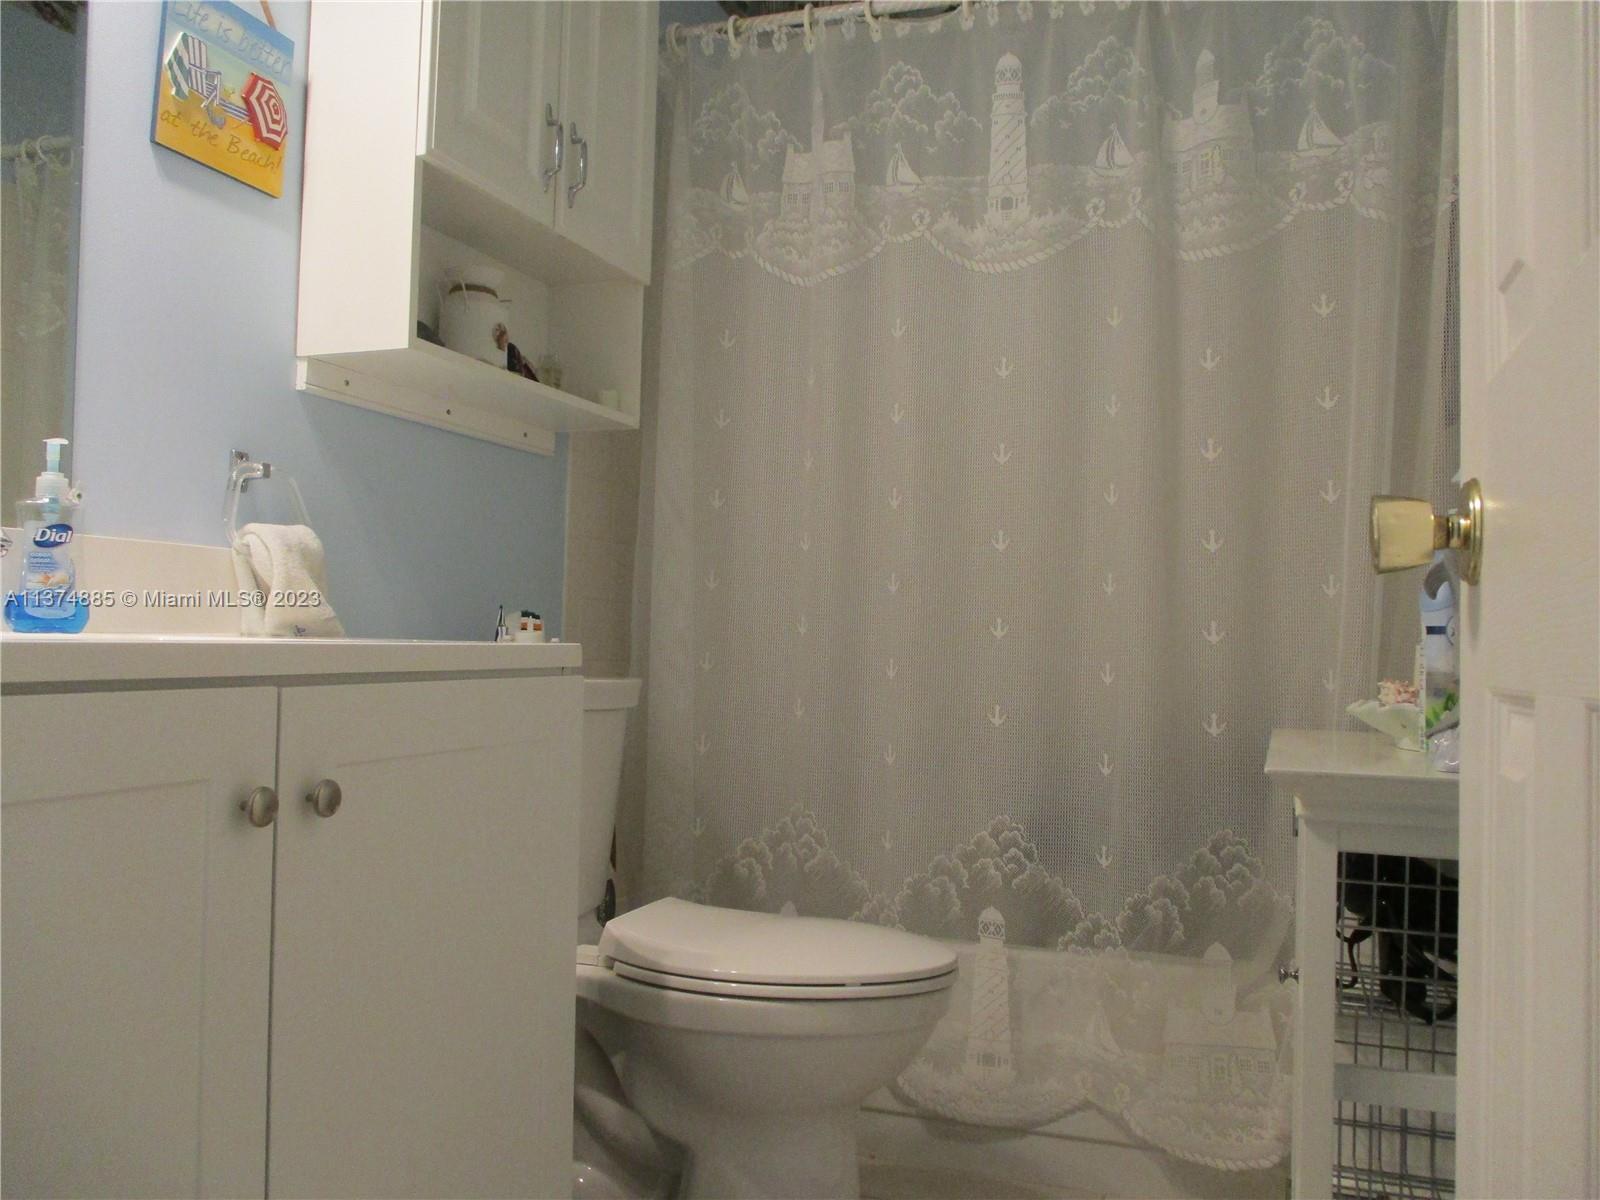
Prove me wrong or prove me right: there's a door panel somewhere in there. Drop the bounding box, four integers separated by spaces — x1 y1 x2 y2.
267 676 581 1199
426 0 562 226
1 688 277 1199
556 1 658 281
1458 3 1599 1197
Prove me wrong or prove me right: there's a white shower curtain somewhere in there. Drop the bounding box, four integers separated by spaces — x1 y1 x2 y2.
628 1 1455 1169
1 142 78 507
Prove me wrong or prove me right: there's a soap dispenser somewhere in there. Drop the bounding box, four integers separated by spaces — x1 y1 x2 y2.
4 437 88 633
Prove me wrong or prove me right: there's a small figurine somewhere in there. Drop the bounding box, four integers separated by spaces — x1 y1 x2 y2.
492 323 539 381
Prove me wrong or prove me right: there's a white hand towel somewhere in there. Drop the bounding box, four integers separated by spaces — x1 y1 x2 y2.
232 523 345 638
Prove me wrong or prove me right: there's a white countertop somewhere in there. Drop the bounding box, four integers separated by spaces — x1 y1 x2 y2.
1265 729 1457 787
1266 729 1457 833
0 633 581 688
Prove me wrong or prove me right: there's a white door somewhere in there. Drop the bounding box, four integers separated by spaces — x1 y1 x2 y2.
266 676 582 1199
1457 5 1599 1198
555 1 659 282
1 688 278 1199
424 0 563 225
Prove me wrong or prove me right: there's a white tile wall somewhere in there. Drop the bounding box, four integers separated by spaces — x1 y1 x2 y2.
562 432 640 679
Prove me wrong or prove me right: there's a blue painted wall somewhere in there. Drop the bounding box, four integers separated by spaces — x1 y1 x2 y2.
71 1 567 640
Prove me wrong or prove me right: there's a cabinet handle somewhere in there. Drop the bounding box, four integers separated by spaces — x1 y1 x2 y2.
566 122 587 208
239 786 279 828
541 103 563 194
305 779 343 818
1278 965 1300 984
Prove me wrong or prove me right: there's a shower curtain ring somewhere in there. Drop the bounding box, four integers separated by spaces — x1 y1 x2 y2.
802 4 816 51
863 0 882 40
726 15 743 57
665 21 685 55
960 0 975 29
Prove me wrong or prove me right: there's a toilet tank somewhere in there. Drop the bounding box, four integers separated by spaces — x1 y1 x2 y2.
579 678 641 922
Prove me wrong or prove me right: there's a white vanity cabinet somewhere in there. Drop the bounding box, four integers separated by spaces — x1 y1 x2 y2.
268 677 578 1198
1 688 278 1200
1 649 581 1200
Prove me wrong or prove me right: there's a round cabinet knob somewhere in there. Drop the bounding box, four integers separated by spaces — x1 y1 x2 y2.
305 779 342 818
240 786 279 828
1278 965 1300 984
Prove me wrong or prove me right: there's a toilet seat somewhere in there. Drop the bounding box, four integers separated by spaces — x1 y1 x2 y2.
608 959 954 1000
595 898 957 999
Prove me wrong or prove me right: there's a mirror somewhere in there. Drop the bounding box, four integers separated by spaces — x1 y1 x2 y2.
2 1 87 518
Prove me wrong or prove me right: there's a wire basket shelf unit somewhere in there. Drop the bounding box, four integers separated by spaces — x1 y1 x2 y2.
1265 730 1459 1200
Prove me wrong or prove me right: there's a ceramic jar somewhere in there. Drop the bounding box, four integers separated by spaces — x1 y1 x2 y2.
439 267 510 366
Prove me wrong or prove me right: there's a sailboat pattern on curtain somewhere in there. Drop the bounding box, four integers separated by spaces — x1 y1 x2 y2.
667 3 1450 283
640 1 1456 1173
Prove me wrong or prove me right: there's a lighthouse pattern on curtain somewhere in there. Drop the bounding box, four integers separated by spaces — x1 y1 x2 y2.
671 6 1437 284
964 908 1016 1087
985 53 1028 226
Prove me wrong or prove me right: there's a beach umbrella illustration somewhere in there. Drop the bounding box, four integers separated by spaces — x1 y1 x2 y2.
241 74 289 148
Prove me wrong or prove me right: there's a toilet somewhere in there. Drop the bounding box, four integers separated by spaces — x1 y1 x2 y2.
571 678 958 1200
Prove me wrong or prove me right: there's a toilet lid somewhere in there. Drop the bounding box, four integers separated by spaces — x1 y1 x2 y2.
598 898 957 990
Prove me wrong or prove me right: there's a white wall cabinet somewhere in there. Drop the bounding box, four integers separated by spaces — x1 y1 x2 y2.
298 1 657 454
2 673 581 1199
425 1 564 227
549 1 658 281
423 0 657 283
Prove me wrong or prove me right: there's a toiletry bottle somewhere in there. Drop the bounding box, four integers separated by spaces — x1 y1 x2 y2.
4 438 88 633
1419 551 1458 735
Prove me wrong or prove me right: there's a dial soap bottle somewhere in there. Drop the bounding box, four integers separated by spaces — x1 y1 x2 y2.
4 438 87 633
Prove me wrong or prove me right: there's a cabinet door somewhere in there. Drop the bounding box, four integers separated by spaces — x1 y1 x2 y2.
425 0 563 226
267 676 581 1199
1 688 278 1200
555 1 659 281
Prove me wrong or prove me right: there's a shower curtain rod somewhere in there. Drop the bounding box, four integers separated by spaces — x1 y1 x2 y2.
665 1 962 47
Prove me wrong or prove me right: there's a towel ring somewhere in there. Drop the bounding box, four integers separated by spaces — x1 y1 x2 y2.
224 450 312 551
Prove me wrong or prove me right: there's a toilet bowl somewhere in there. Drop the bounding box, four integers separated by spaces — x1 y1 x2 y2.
572 679 958 1200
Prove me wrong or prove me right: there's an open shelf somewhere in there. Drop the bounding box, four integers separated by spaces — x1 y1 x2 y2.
297 339 637 456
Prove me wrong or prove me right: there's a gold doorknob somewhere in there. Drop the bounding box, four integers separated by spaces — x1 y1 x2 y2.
1370 478 1483 584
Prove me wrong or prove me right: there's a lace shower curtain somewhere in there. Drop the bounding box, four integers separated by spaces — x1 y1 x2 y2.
628 1 1455 1169
1 143 77 506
